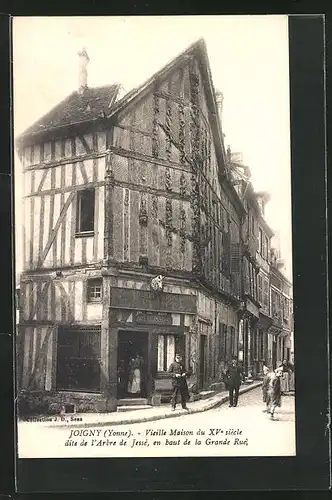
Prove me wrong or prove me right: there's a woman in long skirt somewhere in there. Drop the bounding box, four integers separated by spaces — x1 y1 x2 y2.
128 355 143 395
265 367 283 419
279 359 294 394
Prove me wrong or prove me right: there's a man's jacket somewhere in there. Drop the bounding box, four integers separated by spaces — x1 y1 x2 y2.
225 365 243 387
168 361 188 388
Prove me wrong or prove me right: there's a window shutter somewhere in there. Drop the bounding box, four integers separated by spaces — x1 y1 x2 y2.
231 243 240 273
222 231 231 276
218 322 226 361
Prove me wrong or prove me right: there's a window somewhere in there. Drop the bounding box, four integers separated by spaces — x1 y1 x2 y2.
283 297 289 322
76 189 95 235
258 274 263 303
56 327 101 392
157 334 183 372
87 278 102 302
265 236 269 260
263 279 269 308
222 231 231 277
249 263 256 298
271 290 277 316
259 228 263 255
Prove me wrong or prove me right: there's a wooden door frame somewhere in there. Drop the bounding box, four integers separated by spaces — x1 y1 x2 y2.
117 329 150 399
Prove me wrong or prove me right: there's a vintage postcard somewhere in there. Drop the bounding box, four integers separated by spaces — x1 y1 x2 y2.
14 15 295 459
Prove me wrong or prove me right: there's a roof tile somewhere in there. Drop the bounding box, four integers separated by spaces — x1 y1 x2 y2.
22 84 120 136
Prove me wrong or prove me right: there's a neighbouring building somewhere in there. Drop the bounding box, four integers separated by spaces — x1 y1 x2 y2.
255 192 274 374
228 155 270 378
16 39 246 414
269 248 293 368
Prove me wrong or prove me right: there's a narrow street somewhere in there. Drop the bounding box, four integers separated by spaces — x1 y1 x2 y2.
18 388 296 458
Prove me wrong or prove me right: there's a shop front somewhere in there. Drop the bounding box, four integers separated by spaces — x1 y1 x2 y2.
109 286 197 406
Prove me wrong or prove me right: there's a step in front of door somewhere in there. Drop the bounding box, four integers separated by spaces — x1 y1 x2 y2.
117 398 149 406
117 404 152 412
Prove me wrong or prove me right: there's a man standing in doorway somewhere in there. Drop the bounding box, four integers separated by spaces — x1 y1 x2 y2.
168 354 190 411
225 357 243 407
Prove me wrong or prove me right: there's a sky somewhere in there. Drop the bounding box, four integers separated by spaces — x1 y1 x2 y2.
13 15 293 281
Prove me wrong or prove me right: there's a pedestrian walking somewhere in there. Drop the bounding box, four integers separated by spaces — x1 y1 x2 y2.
261 361 270 411
279 359 294 394
265 367 283 419
262 360 269 376
289 360 295 392
225 357 243 407
168 354 190 411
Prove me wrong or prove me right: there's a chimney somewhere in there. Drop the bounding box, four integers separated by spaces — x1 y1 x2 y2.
78 48 90 94
255 191 270 217
215 90 224 122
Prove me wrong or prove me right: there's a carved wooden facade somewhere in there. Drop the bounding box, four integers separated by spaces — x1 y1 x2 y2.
17 40 245 412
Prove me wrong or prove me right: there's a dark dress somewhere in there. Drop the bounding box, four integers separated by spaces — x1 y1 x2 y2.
262 367 270 403
266 372 282 409
168 360 190 409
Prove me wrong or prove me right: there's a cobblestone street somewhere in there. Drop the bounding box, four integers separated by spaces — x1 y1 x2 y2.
18 387 296 458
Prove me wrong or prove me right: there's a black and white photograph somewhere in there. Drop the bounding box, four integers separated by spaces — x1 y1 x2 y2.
14 15 296 459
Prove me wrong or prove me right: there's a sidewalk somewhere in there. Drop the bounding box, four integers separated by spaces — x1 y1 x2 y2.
25 381 262 429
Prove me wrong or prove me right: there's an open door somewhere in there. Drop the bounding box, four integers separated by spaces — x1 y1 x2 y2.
117 331 149 399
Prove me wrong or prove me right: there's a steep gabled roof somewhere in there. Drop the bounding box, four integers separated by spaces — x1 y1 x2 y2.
108 38 227 160
19 83 121 140
106 38 245 216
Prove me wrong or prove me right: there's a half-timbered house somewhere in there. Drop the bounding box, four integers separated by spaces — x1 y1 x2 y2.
16 40 245 414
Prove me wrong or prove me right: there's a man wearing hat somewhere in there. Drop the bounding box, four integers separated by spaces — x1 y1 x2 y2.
225 357 243 407
168 354 190 411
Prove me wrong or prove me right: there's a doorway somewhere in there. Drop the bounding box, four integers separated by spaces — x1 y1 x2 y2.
117 331 148 399
272 339 277 369
243 321 249 375
199 335 206 389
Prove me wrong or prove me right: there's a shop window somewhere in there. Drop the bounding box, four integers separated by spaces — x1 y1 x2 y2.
76 188 95 235
56 327 101 392
157 334 183 372
87 278 102 303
